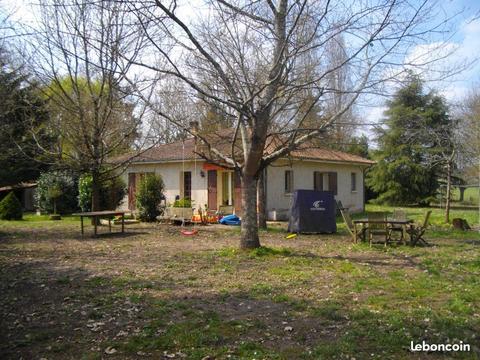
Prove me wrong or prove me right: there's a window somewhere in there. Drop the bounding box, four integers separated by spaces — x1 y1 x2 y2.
313 171 324 191
328 172 338 196
180 171 192 199
351 172 357 192
285 170 293 194
184 171 192 199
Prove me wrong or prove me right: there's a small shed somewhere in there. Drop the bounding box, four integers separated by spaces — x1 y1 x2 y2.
288 190 336 234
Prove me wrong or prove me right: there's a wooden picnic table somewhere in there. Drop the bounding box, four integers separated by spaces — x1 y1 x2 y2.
352 218 414 244
72 211 125 237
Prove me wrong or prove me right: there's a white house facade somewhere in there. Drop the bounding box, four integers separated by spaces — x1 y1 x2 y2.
116 138 374 220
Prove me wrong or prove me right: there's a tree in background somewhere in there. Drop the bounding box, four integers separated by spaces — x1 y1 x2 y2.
367 74 451 206
457 90 480 184
345 135 369 159
23 0 150 212
0 50 53 187
323 32 359 150
78 174 126 212
35 170 78 214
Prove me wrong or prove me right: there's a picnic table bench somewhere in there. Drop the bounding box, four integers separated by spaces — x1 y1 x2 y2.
73 211 125 237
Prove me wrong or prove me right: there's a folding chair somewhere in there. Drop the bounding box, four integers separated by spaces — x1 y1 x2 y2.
407 211 432 247
340 208 364 243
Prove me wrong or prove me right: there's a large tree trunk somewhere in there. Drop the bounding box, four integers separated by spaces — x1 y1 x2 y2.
91 172 101 212
240 174 260 249
445 162 452 223
257 169 267 230
91 170 101 225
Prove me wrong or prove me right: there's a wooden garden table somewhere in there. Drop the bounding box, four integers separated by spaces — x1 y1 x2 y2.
73 211 125 237
352 218 413 244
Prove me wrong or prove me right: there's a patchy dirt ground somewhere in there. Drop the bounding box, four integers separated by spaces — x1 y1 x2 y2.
0 221 479 359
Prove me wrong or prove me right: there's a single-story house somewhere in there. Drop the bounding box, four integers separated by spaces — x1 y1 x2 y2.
116 136 374 220
0 182 37 212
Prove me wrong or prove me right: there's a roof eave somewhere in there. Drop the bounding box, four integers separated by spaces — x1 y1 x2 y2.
282 156 376 167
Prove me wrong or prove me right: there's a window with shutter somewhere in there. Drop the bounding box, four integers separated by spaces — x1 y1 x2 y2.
285 170 293 194
328 172 338 195
351 172 357 192
313 171 324 191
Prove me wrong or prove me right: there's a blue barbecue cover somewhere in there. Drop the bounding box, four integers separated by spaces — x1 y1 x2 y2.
287 190 336 233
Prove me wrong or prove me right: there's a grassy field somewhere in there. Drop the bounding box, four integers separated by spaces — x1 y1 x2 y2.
433 187 480 207
0 207 479 359
356 205 480 238
451 187 480 205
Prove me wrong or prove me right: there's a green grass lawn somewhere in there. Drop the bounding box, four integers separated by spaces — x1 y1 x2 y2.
362 204 478 227
0 212 80 227
451 187 480 205
0 207 479 359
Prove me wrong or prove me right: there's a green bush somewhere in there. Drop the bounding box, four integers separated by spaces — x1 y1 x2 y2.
35 170 78 214
0 192 23 220
173 198 192 208
78 174 93 211
136 174 165 222
78 174 126 211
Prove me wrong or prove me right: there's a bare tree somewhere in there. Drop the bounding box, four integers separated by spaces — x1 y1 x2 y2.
455 89 480 213
423 120 458 223
21 0 153 211
123 0 457 248
458 90 480 182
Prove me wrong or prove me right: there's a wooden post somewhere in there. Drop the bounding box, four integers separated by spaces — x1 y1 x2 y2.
353 223 358 243
94 216 98 236
80 216 84 238
121 213 125 233
108 218 112 233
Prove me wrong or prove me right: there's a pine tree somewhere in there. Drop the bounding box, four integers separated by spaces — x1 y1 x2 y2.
0 49 52 187
367 74 450 205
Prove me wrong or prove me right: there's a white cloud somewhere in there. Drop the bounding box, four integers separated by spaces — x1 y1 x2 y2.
403 17 480 103
365 106 387 124
364 15 480 128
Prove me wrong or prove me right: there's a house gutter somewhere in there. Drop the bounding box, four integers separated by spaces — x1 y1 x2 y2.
129 159 205 165
279 157 375 167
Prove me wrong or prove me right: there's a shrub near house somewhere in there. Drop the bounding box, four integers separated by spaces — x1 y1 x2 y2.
0 192 23 220
136 174 165 222
78 174 126 211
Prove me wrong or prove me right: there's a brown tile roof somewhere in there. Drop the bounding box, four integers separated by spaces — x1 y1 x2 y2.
289 145 375 165
129 138 200 162
125 136 374 166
